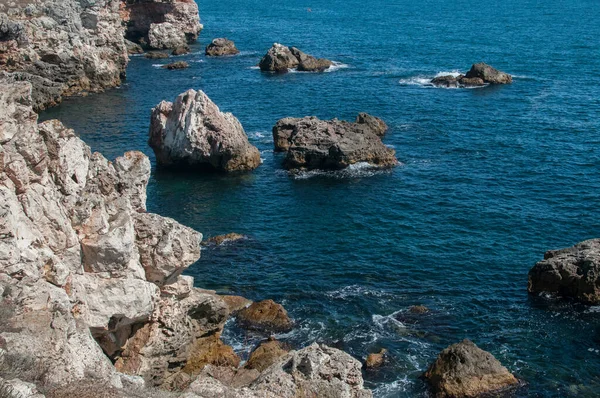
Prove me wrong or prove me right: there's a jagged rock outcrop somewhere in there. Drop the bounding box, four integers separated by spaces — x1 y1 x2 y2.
259 43 332 72
149 89 261 172
245 337 289 372
528 239 600 304
431 63 512 88
0 0 128 110
272 114 397 170
0 77 372 397
423 340 518 397
120 0 203 49
205 38 240 56
0 75 216 390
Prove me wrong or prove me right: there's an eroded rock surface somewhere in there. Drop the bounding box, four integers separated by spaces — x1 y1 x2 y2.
528 239 600 304
273 114 397 170
149 89 261 172
205 38 239 56
121 0 203 49
259 43 332 72
423 339 518 397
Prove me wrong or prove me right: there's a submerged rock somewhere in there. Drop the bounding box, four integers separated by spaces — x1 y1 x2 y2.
149 89 261 172
205 38 240 56
237 299 293 333
259 43 332 72
145 51 169 59
423 339 518 397
528 239 600 304
272 115 397 171
204 233 247 246
365 348 387 369
162 61 189 70
409 305 430 314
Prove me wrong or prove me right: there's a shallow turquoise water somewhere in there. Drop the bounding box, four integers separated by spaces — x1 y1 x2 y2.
40 0 600 396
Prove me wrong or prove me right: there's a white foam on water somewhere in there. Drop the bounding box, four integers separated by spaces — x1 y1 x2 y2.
372 376 412 396
290 162 393 180
325 61 350 72
434 70 462 78
326 284 390 299
372 311 407 330
399 70 470 89
249 65 260 70
151 64 164 68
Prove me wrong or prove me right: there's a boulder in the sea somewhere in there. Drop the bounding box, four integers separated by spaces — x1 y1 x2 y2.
423 339 518 397
259 43 332 72
245 337 290 372
431 75 463 88
365 348 387 369
205 38 240 56
162 61 190 70
145 51 169 59
458 77 486 87
465 63 512 84
172 45 191 56
528 239 600 304
272 115 397 170
236 299 293 333
149 89 261 172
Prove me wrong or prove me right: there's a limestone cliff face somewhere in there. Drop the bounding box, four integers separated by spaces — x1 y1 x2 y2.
121 0 203 49
0 0 129 110
0 77 372 397
0 0 202 111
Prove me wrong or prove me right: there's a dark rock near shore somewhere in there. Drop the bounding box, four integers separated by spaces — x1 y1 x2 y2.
424 339 518 397
205 38 240 56
528 239 600 304
273 114 397 171
125 39 144 55
204 233 247 246
259 43 332 72
149 89 261 172
162 61 189 70
236 300 293 333
172 45 191 56
145 51 169 59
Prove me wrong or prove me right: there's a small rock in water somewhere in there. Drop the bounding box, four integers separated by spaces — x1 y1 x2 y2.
237 299 293 333
409 305 429 314
172 45 190 56
205 38 240 56
465 62 512 84
205 233 247 246
162 61 189 70
365 348 387 369
423 339 519 397
145 51 169 59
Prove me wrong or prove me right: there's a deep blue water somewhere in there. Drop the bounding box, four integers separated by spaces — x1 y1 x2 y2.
40 0 600 396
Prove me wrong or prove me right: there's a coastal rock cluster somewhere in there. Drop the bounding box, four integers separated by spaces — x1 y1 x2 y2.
149 89 261 172
528 239 600 304
273 114 397 170
431 63 513 88
0 77 373 397
259 43 333 72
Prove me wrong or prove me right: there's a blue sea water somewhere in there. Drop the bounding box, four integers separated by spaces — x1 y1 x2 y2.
39 0 600 396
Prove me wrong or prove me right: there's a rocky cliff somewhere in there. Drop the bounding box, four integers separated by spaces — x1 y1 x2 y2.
0 77 371 397
0 0 201 111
